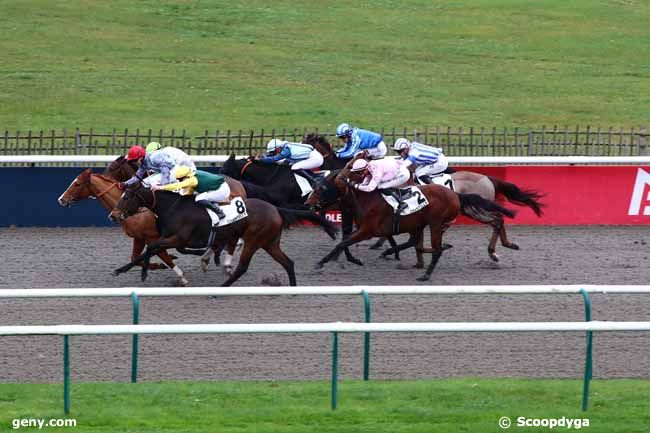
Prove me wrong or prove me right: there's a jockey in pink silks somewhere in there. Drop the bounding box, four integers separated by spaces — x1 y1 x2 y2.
349 157 410 212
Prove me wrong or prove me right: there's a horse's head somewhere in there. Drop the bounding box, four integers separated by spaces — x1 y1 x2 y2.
109 182 153 223
305 171 341 212
58 169 94 207
104 155 137 181
303 133 333 157
220 154 244 180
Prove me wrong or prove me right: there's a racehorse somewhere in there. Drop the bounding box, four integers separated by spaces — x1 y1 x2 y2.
58 169 190 285
109 183 338 286
304 134 544 261
302 133 402 263
220 154 309 208
308 165 516 281
104 156 249 273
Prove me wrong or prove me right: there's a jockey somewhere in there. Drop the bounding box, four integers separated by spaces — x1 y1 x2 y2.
145 141 197 172
393 138 449 184
259 139 324 183
122 142 196 189
349 158 410 213
151 166 230 223
335 123 387 160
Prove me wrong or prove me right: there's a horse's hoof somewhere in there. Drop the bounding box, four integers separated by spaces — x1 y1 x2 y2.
223 265 233 276
349 258 363 266
504 243 520 250
112 270 121 277
416 274 430 282
394 254 401 261
175 277 189 287
200 262 209 273
314 262 324 270
489 253 500 262
442 243 453 250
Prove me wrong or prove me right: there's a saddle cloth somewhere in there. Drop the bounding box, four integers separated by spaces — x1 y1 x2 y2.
205 197 248 227
293 173 313 197
429 173 455 191
381 186 429 216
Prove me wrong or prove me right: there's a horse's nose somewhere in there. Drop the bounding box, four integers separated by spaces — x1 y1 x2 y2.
58 197 69 207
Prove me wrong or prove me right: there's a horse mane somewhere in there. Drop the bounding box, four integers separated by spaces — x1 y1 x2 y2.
93 173 120 184
103 155 137 181
303 133 332 152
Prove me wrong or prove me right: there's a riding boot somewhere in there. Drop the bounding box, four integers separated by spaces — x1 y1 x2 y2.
389 189 407 214
418 175 433 185
294 169 318 186
197 199 225 225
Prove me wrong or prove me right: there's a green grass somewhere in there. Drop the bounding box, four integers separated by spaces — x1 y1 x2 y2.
1 1 649 132
1 379 650 432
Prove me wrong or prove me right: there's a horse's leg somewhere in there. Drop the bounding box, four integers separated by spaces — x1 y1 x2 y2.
341 211 363 266
380 234 416 259
113 243 161 277
417 225 445 281
499 224 520 250
263 236 296 286
414 229 425 268
222 239 239 275
487 225 500 262
153 249 188 285
221 243 257 287
315 229 372 269
368 237 387 250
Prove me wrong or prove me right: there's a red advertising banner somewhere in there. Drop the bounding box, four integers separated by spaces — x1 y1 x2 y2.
325 166 650 225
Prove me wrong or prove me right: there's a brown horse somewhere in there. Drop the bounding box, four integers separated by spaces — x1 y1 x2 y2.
109 184 338 286
105 156 248 273
308 165 516 281
58 169 190 285
305 134 544 261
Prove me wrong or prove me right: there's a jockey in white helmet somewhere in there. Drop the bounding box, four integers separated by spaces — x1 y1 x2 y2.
335 123 387 160
259 138 324 183
393 138 449 184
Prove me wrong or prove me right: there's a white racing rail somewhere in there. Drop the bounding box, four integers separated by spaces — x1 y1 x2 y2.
2 320 650 335
3 284 650 413
2 284 650 297
1 155 650 164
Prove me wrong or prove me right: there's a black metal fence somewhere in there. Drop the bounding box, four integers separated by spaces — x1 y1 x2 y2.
0 126 647 157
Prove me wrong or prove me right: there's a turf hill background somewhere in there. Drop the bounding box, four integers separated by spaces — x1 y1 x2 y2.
1 0 648 132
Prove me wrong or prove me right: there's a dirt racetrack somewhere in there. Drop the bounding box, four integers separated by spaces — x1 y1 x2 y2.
0 225 649 383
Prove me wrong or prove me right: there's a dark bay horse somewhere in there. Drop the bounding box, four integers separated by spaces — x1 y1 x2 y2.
308 166 516 281
304 134 544 261
220 155 308 208
104 156 249 273
58 169 190 285
109 184 338 286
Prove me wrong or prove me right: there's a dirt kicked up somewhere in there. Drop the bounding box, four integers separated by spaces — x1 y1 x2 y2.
0 225 649 383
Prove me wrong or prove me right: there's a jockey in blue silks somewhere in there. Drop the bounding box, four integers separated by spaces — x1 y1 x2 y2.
334 123 387 159
393 138 449 184
259 139 324 183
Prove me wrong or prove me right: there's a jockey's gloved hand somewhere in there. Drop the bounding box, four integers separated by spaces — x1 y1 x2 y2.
117 182 126 190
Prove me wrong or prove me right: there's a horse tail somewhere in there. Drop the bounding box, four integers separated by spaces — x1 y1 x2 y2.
488 176 545 217
458 193 516 223
276 207 338 240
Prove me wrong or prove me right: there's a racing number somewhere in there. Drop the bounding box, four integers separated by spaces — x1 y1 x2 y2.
235 199 246 214
414 190 426 205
